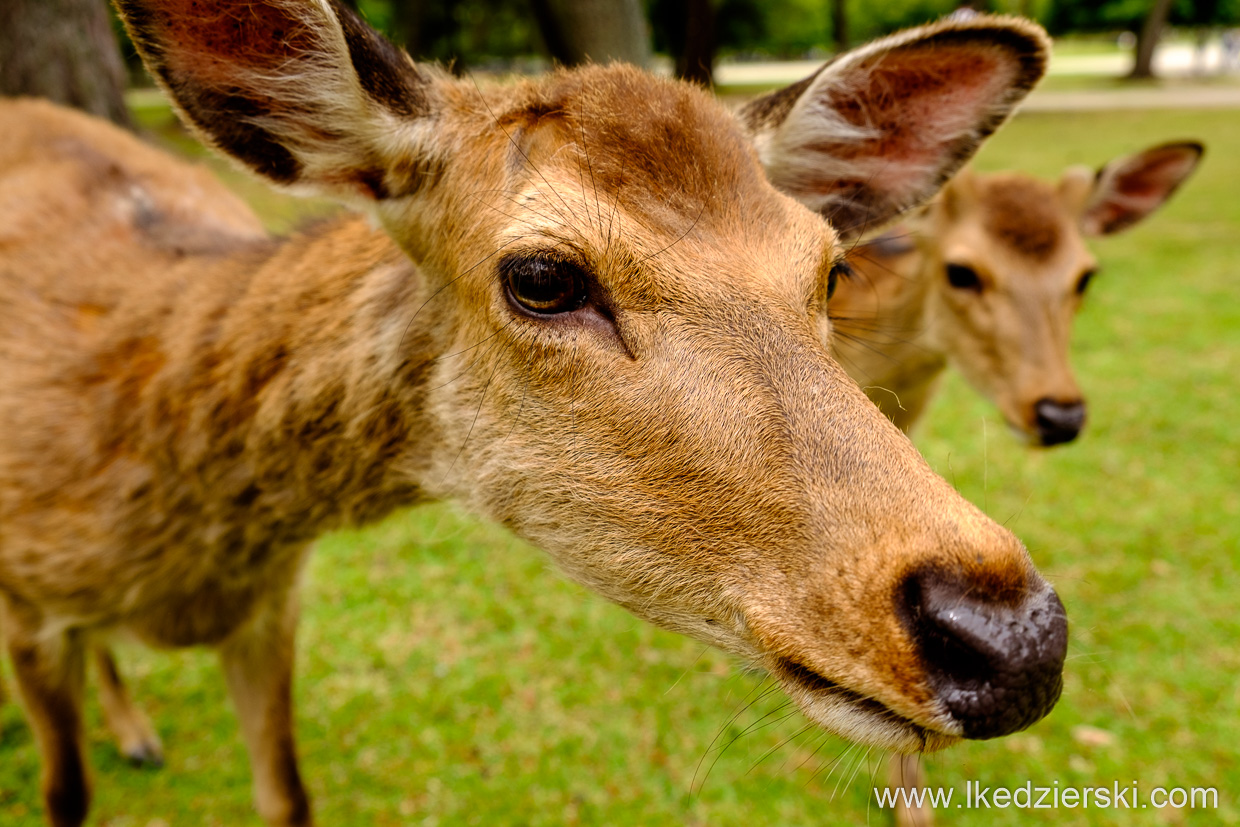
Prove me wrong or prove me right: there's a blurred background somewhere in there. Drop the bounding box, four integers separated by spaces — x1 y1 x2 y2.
4 0 1240 124
1 1 1238 825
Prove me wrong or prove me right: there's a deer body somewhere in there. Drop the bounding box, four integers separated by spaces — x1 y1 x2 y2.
0 3 1067 825
2 105 417 639
833 145 1203 444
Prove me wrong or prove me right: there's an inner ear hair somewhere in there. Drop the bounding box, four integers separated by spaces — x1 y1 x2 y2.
114 0 438 200
739 16 1050 240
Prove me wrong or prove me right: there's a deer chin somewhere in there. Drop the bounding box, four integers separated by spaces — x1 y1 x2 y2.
767 656 962 754
1006 419 1040 445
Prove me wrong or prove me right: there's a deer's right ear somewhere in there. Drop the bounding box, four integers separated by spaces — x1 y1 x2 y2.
114 0 443 202
738 16 1049 240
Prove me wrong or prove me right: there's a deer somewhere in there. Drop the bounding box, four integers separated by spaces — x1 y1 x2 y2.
826 143 1204 445
783 144 1203 827
0 3 1068 826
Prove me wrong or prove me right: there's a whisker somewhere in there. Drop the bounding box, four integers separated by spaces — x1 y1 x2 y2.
692 674 782 795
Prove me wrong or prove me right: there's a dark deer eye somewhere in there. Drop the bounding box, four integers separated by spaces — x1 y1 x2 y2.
501 254 590 316
827 259 853 301
946 263 983 292
1076 268 1097 295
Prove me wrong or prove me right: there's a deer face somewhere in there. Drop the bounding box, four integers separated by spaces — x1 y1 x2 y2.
923 171 1095 445
117 0 1067 752
920 144 1203 446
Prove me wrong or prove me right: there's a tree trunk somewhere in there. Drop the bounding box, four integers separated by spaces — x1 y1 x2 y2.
0 0 131 128
830 0 849 53
529 0 651 68
676 0 716 86
1130 0 1175 79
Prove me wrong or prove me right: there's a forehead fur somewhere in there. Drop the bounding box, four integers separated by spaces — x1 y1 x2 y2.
976 174 1065 262
502 65 778 234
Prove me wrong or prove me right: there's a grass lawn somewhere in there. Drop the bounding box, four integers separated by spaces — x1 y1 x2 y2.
1 100 1237 825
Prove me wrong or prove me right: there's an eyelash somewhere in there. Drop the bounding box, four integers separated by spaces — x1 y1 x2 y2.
827 259 853 300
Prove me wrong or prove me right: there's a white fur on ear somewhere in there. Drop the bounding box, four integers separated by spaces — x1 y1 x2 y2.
739 16 1049 239
115 0 446 203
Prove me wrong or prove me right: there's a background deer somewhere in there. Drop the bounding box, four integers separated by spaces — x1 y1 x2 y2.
0 3 1066 825
827 143 1203 445
783 143 1202 827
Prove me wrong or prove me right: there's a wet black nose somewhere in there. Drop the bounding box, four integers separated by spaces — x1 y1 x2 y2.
1034 398 1086 446
902 570 1068 740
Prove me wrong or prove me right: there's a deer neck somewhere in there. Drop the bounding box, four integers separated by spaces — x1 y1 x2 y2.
132 216 445 544
837 228 946 400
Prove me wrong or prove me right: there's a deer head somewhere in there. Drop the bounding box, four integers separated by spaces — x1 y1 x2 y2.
95 1 1066 758
834 142 1203 445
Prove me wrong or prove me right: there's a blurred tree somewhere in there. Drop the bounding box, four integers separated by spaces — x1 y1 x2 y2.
650 0 719 84
0 0 131 127
831 0 849 50
676 0 717 84
1047 0 1240 78
1131 0 1175 77
1049 0 1239 34
528 0 651 66
387 1 465 68
356 0 542 72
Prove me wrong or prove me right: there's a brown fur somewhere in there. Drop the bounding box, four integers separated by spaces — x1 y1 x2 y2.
1 4 1063 825
832 143 1203 441
836 145 1199 827
977 175 1063 261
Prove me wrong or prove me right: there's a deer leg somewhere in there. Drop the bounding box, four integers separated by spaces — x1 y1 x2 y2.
2 599 91 827
889 752 933 827
94 646 164 767
219 587 311 827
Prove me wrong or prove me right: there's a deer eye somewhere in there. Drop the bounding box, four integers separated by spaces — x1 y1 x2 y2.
946 263 983 292
1076 268 1097 295
501 254 590 316
827 259 853 301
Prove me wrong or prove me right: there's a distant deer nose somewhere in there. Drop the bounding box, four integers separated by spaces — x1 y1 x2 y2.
1034 398 1086 446
902 570 1068 739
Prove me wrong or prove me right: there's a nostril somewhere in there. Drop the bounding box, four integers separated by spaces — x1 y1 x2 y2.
902 571 1068 740
1034 398 1086 446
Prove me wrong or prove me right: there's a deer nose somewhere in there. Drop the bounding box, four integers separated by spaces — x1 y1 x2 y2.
1033 398 1086 446
902 570 1068 739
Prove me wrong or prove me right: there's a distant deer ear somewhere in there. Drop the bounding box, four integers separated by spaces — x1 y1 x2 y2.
1077 141 1204 236
114 0 443 202
737 16 1049 240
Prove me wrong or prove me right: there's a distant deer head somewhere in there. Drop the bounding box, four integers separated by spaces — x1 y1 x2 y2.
0 3 1065 825
825 142 1203 444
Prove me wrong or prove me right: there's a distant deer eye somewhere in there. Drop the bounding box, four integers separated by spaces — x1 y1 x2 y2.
501 254 590 316
827 259 854 301
1076 269 1097 295
946 263 983 292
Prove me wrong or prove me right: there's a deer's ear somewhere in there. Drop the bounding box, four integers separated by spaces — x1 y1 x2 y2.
115 0 441 202
738 16 1049 240
1077 141 1204 237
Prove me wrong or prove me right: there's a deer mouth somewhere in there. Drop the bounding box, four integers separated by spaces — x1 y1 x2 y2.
768 656 961 754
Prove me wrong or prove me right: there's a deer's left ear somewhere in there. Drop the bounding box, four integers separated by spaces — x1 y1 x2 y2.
737 16 1049 240
114 0 446 203
1076 141 1205 237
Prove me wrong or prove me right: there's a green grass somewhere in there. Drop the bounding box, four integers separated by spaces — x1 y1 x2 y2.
2 104 1238 825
